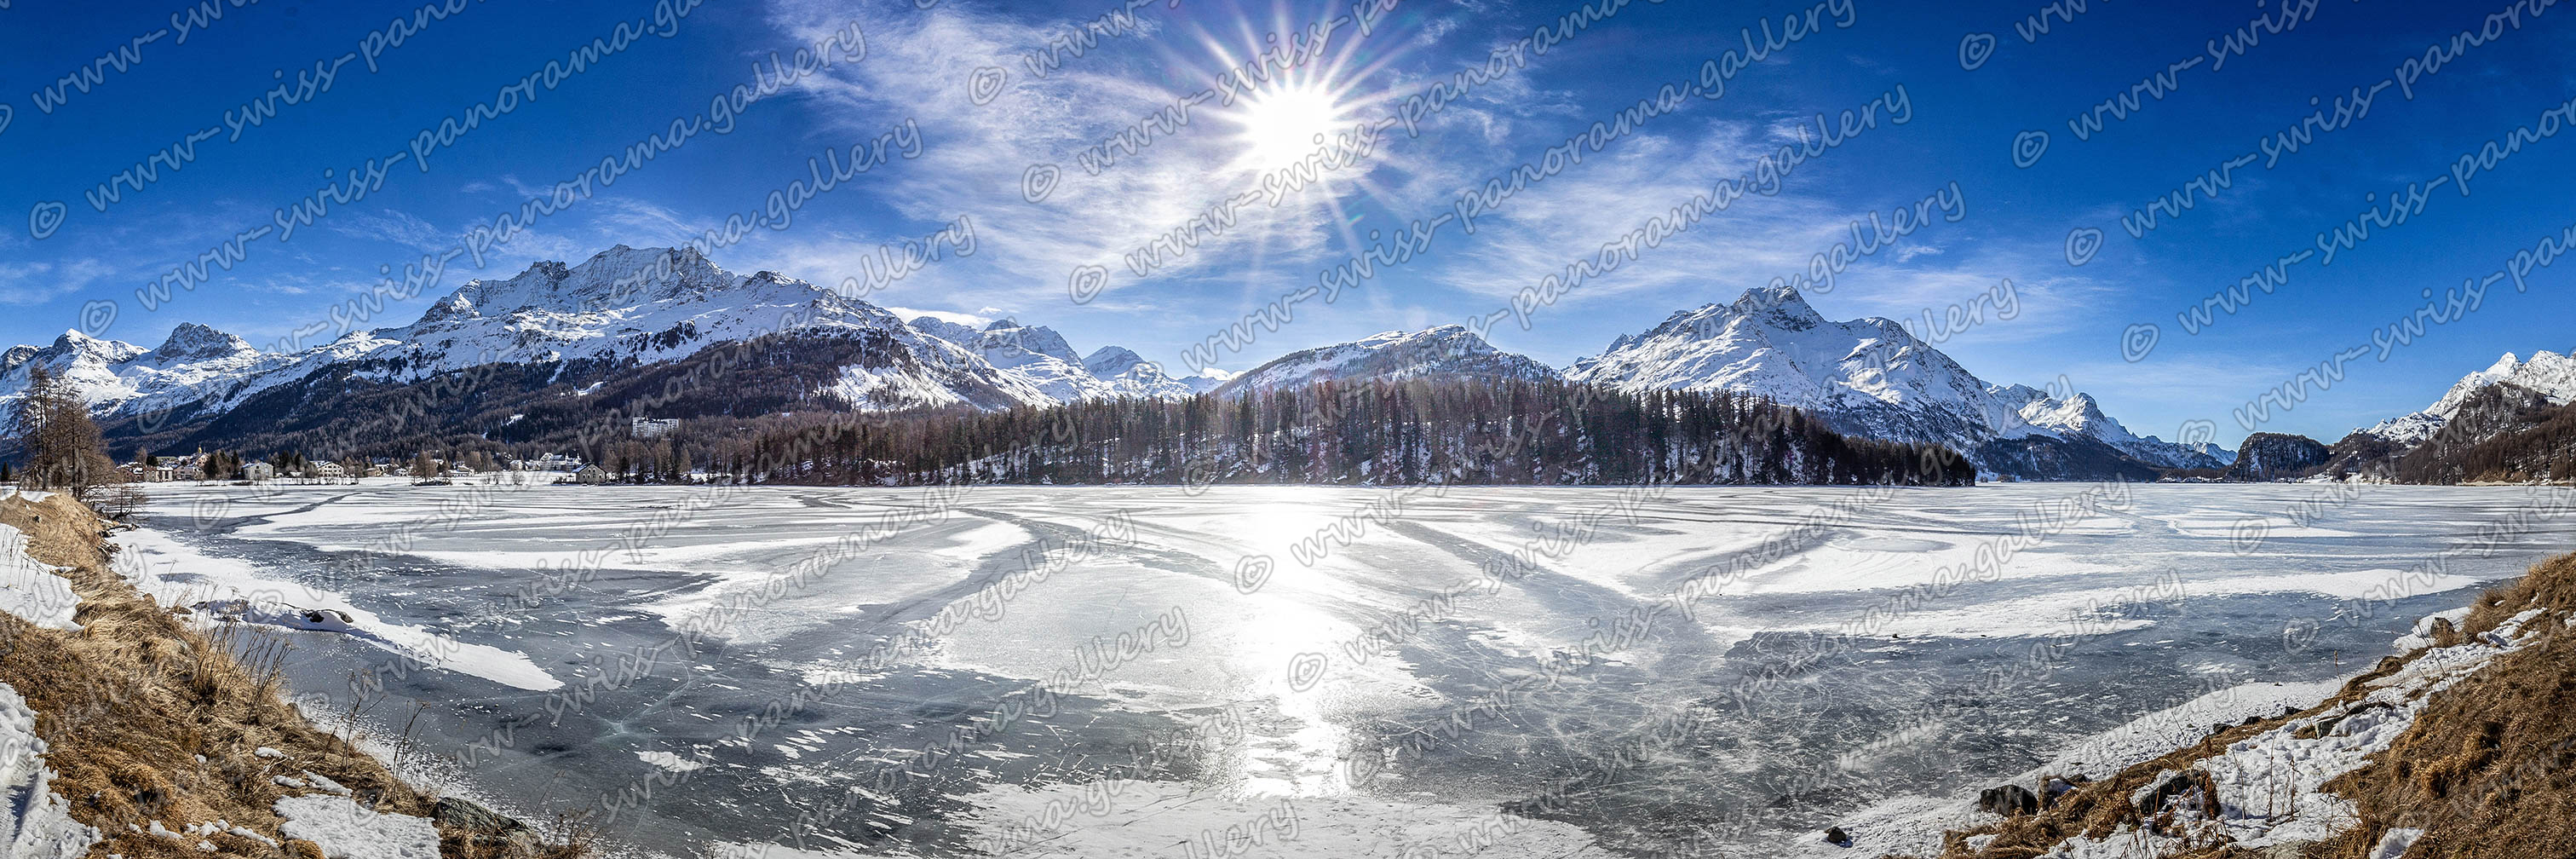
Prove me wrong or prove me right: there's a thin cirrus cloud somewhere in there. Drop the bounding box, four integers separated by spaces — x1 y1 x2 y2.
762 0 1412 308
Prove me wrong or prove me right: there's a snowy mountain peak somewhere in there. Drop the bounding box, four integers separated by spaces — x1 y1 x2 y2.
2362 347 2576 445
1567 288 2224 475
975 320 1081 365
1728 284 1823 330
440 245 739 320
909 316 982 344
1083 346 1146 377
1215 326 1559 395
152 323 255 362
45 329 146 364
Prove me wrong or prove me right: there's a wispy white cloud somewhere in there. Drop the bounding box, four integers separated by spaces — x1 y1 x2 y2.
0 257 115 305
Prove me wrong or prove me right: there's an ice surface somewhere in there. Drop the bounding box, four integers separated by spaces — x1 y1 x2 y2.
111 525 561 690
112 481 2576 857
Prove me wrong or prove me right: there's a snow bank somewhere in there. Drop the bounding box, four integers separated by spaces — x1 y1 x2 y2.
111 526 561 691
0 522 80 631
273 795 440 859
2039 609 2559 856
1826 678 2343 857
2391 607 2473 650
0 682 102 859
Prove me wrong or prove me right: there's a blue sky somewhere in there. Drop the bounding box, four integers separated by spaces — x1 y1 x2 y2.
3 0 2573 447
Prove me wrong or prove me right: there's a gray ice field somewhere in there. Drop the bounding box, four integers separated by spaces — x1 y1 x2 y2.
105 481 2576 857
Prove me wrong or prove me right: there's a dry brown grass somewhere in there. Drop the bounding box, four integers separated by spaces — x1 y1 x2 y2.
2295 553 2576 859
0 493 581 859
1890 551 2576 859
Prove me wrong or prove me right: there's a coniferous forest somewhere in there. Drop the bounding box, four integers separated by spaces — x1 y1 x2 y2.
701 378 1977 487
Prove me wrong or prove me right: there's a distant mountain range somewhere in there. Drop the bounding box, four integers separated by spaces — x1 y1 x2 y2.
1561 285 2229 479
4 244 2550 484
2291 349 2576 484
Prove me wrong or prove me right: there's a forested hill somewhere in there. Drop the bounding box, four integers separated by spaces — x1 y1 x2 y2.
711 377 1978 487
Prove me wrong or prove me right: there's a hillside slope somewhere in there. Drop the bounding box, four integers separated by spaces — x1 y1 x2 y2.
1896 550 2576 858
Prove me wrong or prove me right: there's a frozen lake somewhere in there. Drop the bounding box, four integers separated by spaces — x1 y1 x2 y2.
109 481 2576 857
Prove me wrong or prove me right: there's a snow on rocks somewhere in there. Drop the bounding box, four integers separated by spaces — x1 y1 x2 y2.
273 795 440 859
2391 607 2472 650
0 682 103 859
2369 827 2423 859
2040 608 2562 857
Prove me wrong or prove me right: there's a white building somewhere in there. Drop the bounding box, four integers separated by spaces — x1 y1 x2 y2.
242 462 276 481
630 417 680 439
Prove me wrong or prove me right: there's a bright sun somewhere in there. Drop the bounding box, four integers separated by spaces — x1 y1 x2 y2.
1235 84 1344 168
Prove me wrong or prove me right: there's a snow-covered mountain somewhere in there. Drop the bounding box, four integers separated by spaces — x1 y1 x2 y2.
2360 349 2576 445
0 247 1061 432
1564 285 2226 475
1082 347 1232 396
0 324 310 435
1212 326 1561 396
377 245 1060 410
0 246 2221 483
900 317 1225 401
1 246 1274 444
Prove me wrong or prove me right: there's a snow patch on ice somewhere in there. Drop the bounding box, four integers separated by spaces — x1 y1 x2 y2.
636 750 707 772
111 526 561 690
952 779 1604 858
